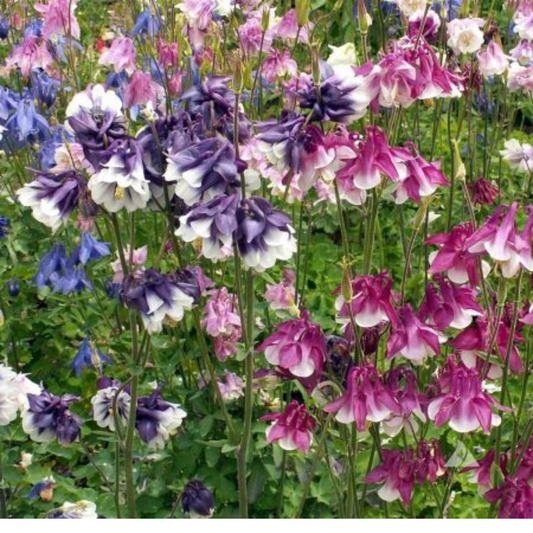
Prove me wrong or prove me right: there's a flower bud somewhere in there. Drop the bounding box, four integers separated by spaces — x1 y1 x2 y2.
261 7 270 32
341 261 353 304
296 0 310 28
233 55 244 95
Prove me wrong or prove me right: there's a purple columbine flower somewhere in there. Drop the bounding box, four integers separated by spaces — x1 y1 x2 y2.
71 337 112 377
258 310 326 379
91 378 130 432
6 278 19 298
260 400 316 455
135 389 187 449
17 169 86 233
181 479 215 518
235 196 297 272
27 478 56 502
22 390 82 445
69 232 111 265
181 77 251 143
164 138 242 206
121 268 198 333
88 137 151 213
33 243 69 289
176 193 239 261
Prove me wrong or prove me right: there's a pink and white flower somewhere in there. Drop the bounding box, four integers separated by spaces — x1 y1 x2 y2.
98 37 137 74
447 18 485 55
478 41 509 78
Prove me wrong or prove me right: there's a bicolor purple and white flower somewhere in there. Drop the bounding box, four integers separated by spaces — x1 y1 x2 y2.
91 378 130 432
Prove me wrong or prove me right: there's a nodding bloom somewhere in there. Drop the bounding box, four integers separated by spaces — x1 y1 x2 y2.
513 9 533 41
213 332 240 362
28 478 56 502
91 378 130 432
298 61 372 124
98 37 137 74
135 389 186 450
272 8 311 43
176 193 239 261
34 0 81 39
258 310 327 378
181 479 215 518
418 276 484 331
181 77 251 143
165 138 241 206
263 269 297 313
464 203 533 278
386 304 445 365
427 222 489 285
260 400 316 455
427 357 506 434
393 144 449 204
485 478 533 519
335 271 398 329
262 49 297 84
17 169 86 232
122 268 199 333
510 39 533 65
468 177 499 205
203 287 241 338
110 245 147 283
69 232 111 266
47 500 98 519
217 371 245 401
0 365 41 426
507 62 533 94
447 17 485 55
66 84 126 169
235 197 297 272
70 337 112 377
0 216 10 239
124 71 161 109
500 139 533 174
5 35 54 77
382 367 427 437
324 364 400 431
478 41 509 78
22 391 83 445
408 9 441 41
88 138 151 213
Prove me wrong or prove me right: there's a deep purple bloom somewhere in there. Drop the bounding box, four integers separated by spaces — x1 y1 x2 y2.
71 337 112 377
468 177 499 205
181 479 215 518
485 478 533 518
6 278 19 297
22 390 82 445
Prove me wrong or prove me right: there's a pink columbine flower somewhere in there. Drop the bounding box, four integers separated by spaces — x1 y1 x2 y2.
262 49 297 84
513 8 533 40
5 36 54 77
507 62 533 94
203 287 241 338
263 269 297 313
217 371 244 402
500 139 533 174
447 18 485 55
478 41 509 78
324 364 400 430
35 0 81 39
98 37 137 74
418 276 483 330
111 245 148 283
427 222 490 285
124 71 161 109
393 143 450 204
257 310 326 378
335 271 398 329
260 400 316 455
485 478 533 518
468 177 499 205
461 449 499 489
386 304 445 365
408 9 441 42
158 41 178 68
427 357 506 434
465 203 533 278
213 333 240 362
509 39 533 66
272 9 310 43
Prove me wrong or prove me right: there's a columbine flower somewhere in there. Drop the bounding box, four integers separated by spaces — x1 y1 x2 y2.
135 389 186 449
500 139 533 174
165 138 241 206
258 311 326 378
70 337 112 377
485 478 533 518
427 357 506 434
235 197 297 272
262 49 297 83
324 364 400 431
88 138 151 213
447 18 485 55
17 169 86 232
124 71 161 109
176 193 238 261
27 478 56 502
5 35 54 77
335 271 398 328
217 371 245 401
122 268 199 333
408 9 441 41
263 269 297 313
22 390 83 445
0 365 41 426
69 232 111 265
513 10 533 41
386 304 445 365
468 177 499 205
98 37 137 74
110 245 147 283
203 287 241 337
48 500 98 519
91 378 130 432
181 479 215 518
34 0 80 39
510 39 533 66
260 400 316 455
478 41 509 78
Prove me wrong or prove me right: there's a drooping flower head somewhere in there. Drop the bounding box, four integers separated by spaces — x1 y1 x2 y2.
70 337 112 377
217 371 245 401
35 0 81 39
181 479 215 518
98 37 137 74
91 378 130 432
203 287 241 338
263 269 297 313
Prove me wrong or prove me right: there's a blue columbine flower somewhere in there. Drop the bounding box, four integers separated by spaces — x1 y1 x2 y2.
0 216 10 238
53 266 93 295
131 9 161 40
71 337 112 377
69 232 111 266
34 244 69 289
6 278 19 297
0 15 9 40
31 71 60 108
6 98 50 144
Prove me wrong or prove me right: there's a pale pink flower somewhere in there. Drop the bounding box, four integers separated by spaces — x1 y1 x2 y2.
262 49 297 83
124 71 161 108
217 371 244 401
5 36 54 77
35 0 81 39
478 41 509 78
111 246 148 283
98 37 137 74
263 269 296 312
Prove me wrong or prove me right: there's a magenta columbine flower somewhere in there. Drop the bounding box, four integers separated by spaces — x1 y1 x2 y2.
464 203 533 278
203 287 241 338
485 478 533 519
17 169 87 232
468 177 499 205
176 193 239 261
386 304 445 365
35 0 81 39
427 357 507 434
263 269 297 313
124 71 161 109
324 364 400 431
22 391 82 446
258 310 326 378
135 389 187 450
98 37 137 74
427 222 490 285
260 400 316 455
418 276 484 330
335 271 398 328
408 9 441 41
164 138 241 206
